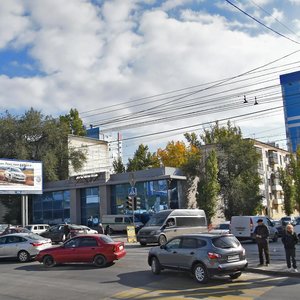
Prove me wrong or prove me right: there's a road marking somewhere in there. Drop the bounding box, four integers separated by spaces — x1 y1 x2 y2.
110 274 277 300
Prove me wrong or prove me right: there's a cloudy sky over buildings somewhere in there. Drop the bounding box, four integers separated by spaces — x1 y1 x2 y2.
1 0 300 159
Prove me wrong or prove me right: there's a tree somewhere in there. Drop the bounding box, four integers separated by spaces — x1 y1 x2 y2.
290 148 300 210
113 157 126 173
127 144 158 171
196 149 220 224
279 166 295 216
0 108 86 182
201 121 262 219
59 108 86 136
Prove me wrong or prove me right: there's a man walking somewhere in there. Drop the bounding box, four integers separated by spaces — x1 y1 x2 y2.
254 219 270 266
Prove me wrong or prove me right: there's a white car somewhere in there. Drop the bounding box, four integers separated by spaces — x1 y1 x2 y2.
4 167 26 183
25 224 50 235
0 233 52 262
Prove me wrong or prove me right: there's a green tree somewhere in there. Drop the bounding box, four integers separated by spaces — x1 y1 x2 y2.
127 144 158 171
201 122 262 219
196 149 220 224
291 148 300 210
0 108 86 182
279 166 295 216
113 157 126 173
59 108 86 136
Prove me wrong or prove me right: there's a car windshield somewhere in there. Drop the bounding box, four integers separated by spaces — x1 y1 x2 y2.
212 236 240 249
145 211 171 227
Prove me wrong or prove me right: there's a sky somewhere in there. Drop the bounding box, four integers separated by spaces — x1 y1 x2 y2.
1 0 300 162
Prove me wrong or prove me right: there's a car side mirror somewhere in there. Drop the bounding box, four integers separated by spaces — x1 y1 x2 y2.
160 245 166 250
161 225 166 230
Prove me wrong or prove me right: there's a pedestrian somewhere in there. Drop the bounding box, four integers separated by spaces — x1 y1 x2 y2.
63 224 70 240
98 223 104 234
104 224 110 235
282 224 298 272
254 218 270 267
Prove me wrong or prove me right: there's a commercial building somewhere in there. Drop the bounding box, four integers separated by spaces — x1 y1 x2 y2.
280 70 300 152
31 167 187 225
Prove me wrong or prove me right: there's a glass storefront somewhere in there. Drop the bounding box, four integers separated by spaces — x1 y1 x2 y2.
81 187 100 226
111 179 178 215
32 190 70 225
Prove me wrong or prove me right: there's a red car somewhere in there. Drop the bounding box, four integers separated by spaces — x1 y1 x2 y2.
36 234 126 268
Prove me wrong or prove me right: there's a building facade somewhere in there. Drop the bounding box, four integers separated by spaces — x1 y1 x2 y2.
31 167 186 226
280 70 300 152
68 135 110 177
254 140 290 219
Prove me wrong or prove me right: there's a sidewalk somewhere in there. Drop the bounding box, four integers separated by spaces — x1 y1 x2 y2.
113 234 300 278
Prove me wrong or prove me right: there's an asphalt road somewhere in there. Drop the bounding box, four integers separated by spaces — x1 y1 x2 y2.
0 240 300 300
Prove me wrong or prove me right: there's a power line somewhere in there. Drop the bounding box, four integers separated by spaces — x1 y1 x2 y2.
225 0 300 45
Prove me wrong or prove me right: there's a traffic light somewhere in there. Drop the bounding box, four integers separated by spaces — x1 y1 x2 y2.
134 197 141 210
126 196 133 210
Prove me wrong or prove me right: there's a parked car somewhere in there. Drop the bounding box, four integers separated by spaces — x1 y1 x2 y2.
0 233 52 262
0 226 31 236
280 216 296 226
148 233 247 283
209 221 230 234
0 224 8 234
4 167 26 183
40 224 97 243
230 216 278 242
36 234 126 268
25 224 50 235
292 218 300 238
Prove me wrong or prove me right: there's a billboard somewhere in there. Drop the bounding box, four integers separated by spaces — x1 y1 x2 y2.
0 159 43 194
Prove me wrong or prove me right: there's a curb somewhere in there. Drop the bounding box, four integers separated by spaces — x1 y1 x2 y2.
246 267 300 277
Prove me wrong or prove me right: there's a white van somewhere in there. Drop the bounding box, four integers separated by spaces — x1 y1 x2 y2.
25 224 50 235
101 215 144 233
137 209 207 246
230 216 278 242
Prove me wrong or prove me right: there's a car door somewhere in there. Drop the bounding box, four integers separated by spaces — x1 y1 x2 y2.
75 237 99 262
0 236 7 257
176 237 206 269
158 237 181 268
56 238 81 262
4 236 27 258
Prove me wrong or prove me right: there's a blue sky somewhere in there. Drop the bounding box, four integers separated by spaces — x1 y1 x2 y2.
1 0 300 159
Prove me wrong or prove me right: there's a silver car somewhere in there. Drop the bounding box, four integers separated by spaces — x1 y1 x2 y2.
0 233 52 262
148 233 248 283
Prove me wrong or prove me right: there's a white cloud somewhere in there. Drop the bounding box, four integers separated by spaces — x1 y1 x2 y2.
289 0 300 4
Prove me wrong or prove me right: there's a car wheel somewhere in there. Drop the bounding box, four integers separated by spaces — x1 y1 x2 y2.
18 250 30 262
140 242 147 246
193 263 209 284
93 255 107 267
229 272 242 280
151 257 161 275
273 233 278 242
158 235 167 246
43 255 55 268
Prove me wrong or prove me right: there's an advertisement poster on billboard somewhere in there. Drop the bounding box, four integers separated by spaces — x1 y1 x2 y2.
0 159 42 194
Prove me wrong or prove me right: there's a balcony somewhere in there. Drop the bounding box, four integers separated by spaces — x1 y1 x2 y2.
273 198 283 205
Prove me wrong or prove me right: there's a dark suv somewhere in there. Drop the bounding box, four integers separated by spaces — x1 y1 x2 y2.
148 233 247 283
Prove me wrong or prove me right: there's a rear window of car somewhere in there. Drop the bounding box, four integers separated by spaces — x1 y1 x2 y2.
212 236 240 249
100 235 114 243
27 233 45 240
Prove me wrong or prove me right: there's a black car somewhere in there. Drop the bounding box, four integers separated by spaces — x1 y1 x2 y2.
40 224 87 243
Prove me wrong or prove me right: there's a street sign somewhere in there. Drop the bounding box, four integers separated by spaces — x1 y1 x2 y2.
128 187 137 197
127 225 137 243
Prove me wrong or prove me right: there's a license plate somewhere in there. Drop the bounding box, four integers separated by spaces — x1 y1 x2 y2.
227 255 240 262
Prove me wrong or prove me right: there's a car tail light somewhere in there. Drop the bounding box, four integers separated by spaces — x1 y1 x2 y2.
208 252 221 259
30 242 43 247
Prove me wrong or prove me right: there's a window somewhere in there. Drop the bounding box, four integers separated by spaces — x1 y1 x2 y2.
212 236 240 249
176 217 206 227
79 238 98 247
166 238 181 250
115 217 123 223
7 236 25 243
181 238 198 249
